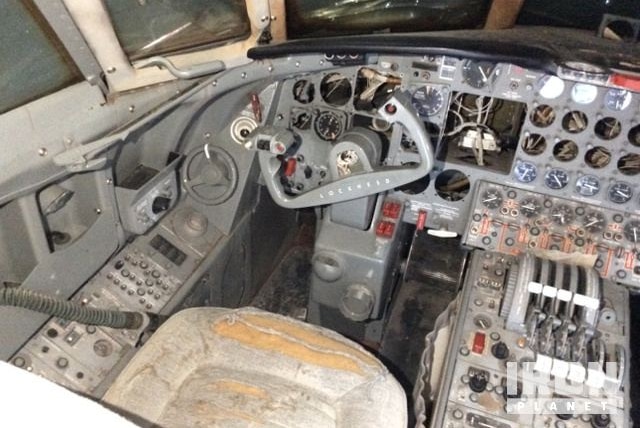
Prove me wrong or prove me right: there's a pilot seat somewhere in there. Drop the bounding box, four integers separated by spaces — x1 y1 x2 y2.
102 307 407 427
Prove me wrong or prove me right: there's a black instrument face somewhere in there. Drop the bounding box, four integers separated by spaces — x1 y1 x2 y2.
520 197 541 218
551 204 574 225
292 79 315 104
624 220 640 243
314 110 344 141
411 85 444 117
544 168 569 190
481 189 503 209
582 211 606 233
320 73 352 106
462 60 496 89
608 182 633 204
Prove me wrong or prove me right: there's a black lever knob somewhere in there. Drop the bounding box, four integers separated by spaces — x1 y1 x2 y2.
591 414 611 428
491 341 509 360
469 373 488 393
152 196 171 214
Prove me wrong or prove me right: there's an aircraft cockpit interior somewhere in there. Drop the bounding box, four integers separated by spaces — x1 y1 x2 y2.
1 1 640 427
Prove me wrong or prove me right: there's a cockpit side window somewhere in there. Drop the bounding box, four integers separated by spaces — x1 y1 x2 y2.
0 0 82 114
103 0 252 60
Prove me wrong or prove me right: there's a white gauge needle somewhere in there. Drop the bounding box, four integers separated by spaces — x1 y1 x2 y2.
479 67 488 82
554 175 562 186
617 190 629 198
585 219 598 228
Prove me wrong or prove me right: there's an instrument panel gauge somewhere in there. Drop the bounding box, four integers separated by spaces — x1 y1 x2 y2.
551 204 574 225
292 79 315 104
411 85 445 117
544 168 569 190
570 83 598 105
582 212 606 233
604 88 632 111
513 161 537 183
461 60 496 89
481 189 503 209
536 75 565 99
575 175 601 197
520 197 542 218
608 181 633 204
624 220 640 243
314 110 344 141
292 110 312 130
320 73 352 106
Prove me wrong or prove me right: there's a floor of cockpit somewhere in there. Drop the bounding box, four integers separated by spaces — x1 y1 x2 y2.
250 218 467 423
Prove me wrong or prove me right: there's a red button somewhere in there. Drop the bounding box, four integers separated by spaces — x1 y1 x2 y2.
472 332 486 354
382 201 402 219
416 210 427 231
375 221 395 238
283 158 297 177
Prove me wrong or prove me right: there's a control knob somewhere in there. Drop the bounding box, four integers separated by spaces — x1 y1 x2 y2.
152 196 172 214
491 342 510 360
469 373 488 393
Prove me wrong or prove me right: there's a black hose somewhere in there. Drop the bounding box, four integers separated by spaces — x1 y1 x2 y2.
1 287 144 330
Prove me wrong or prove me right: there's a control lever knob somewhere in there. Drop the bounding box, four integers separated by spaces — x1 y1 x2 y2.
590 414 611 428
152 196 172 214
469 373 488 393
491 341 510 360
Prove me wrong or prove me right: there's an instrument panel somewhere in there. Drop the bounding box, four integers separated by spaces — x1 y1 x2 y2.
233 51 640 287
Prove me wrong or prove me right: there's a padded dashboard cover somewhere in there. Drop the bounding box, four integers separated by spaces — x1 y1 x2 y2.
248 27 640 75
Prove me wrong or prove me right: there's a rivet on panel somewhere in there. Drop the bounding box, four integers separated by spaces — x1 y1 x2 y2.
38 148 48 156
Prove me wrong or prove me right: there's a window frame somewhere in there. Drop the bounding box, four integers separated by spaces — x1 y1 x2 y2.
62 0 286 93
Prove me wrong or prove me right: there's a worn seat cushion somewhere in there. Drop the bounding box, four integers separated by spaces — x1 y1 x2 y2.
103 307 406 428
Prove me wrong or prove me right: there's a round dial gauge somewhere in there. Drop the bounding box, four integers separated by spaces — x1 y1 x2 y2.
314 111 344 141
608 182 633 204
320 73 352 106
292 80 314 104
544 168 569 190
571 83 598 104
520 197 541 218
411 85 444 117
536 75 565 99
514 161 537 183
575 175 600 197
462 60 496 89
292 111 312 130
604 88 632 111
551 205 574 225
624 220 640 243
481 189 503 209
582 212 606 233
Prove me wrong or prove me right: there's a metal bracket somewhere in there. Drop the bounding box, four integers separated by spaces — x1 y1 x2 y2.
33 0 108 95
135 56 226 80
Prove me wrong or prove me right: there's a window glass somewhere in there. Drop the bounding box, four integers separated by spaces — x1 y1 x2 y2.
0 0 81 114
285 0 491 39
103 0 251 60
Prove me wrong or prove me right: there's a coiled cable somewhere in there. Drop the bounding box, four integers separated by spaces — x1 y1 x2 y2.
1 287 144 330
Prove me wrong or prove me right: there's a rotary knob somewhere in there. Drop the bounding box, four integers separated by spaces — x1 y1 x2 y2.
491 342 510 360
469 373 488 393
152 196 171 214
